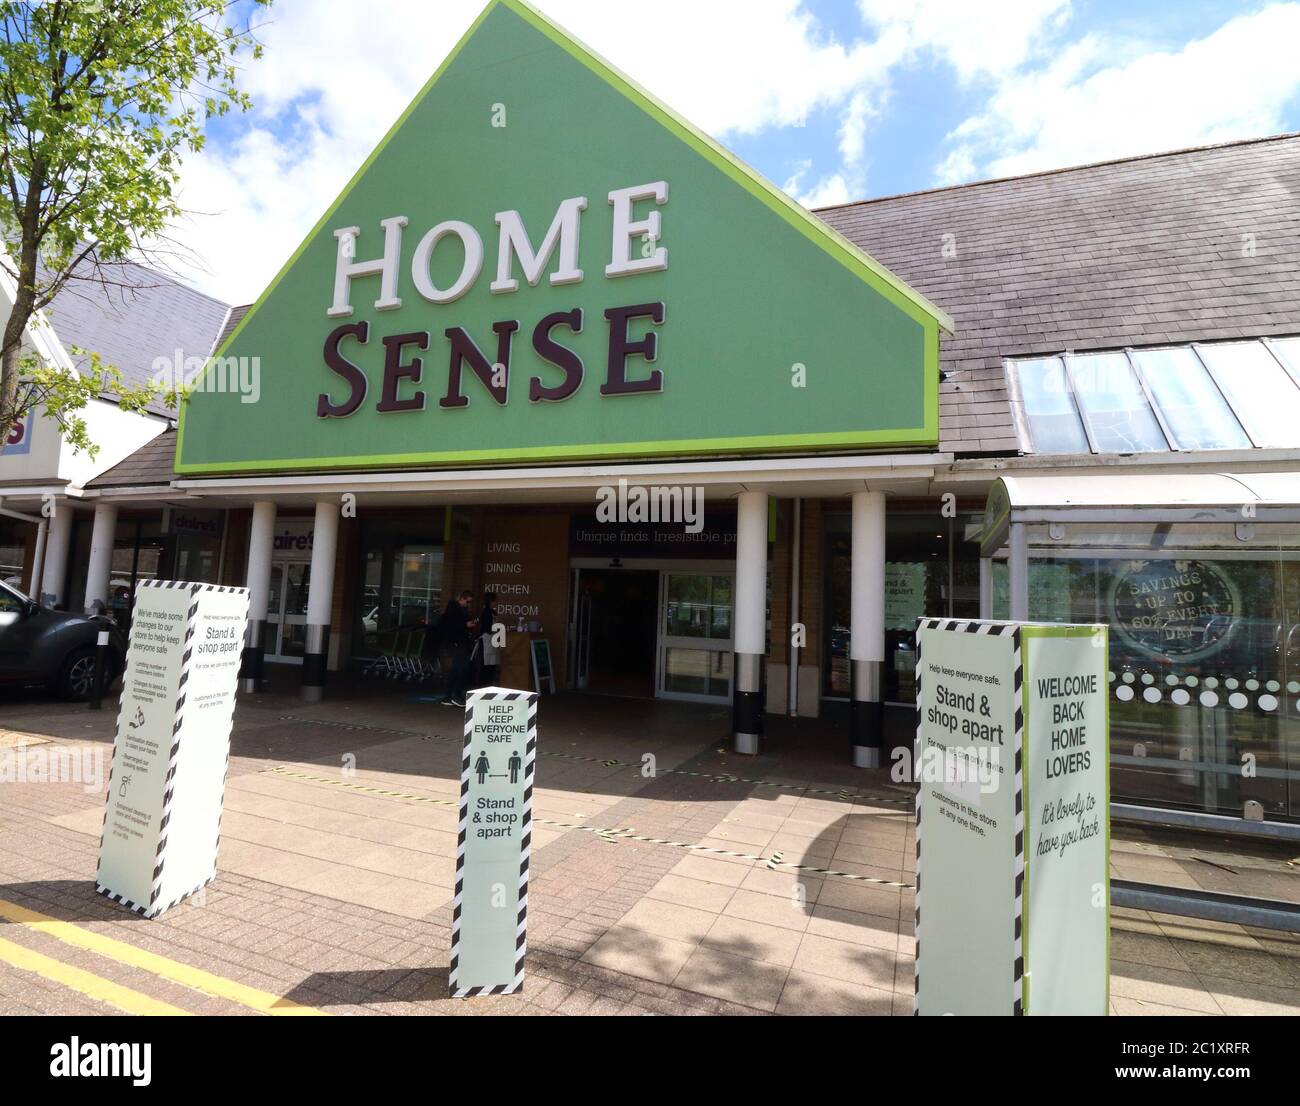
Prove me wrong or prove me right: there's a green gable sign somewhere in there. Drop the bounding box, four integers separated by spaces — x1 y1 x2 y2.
176 0 949 475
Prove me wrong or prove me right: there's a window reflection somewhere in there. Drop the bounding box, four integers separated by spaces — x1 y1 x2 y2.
1130 347 1250 451
663 574 731 640
823 510 981 700
1009 338 1300 455
354 517 444 658
1068 352 1167 452
1015 357 1090 453
1196 341 1300 448
1017 526 1299 821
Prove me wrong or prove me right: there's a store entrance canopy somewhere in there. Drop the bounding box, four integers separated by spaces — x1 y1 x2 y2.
979 471 1300 620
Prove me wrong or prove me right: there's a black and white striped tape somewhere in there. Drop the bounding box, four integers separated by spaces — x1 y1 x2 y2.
267 766 914 891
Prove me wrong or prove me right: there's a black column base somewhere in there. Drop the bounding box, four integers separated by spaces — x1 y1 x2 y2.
850 697 884 768
301 625 330 702
732 652 765 755
239 619 267 693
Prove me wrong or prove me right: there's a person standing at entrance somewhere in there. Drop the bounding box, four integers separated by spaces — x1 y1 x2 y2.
439 590 477 707
477 590 501 688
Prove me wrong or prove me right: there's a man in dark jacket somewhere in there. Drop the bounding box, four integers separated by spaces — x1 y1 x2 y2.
439 590 476 707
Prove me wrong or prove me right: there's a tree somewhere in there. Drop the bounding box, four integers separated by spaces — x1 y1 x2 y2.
0 0 268 456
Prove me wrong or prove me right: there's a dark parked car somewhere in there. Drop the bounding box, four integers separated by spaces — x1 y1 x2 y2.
0 579 127 699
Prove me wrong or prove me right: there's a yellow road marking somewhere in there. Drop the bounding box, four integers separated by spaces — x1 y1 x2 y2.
0 899 327 1016
0 934 189 1016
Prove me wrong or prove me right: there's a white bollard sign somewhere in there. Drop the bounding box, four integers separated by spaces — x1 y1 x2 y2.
97 581 249 917
913 618 1109 1016
450 686 537 997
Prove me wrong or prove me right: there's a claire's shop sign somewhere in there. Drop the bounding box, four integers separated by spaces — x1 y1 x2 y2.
169 510 222 536
272 521 314 557
175 0 942 475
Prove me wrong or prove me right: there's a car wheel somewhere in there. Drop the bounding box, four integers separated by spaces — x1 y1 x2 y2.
58 646 99 701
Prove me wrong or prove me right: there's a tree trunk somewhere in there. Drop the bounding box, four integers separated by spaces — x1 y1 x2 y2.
0 309 29 454
2 157 46 453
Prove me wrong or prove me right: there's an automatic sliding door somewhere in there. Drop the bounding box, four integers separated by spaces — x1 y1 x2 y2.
657 572 733 702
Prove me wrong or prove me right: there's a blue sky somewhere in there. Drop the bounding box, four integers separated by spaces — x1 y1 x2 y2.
731 0 1278 200
178 1 1300 301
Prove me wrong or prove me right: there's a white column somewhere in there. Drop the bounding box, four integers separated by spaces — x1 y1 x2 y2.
240 500 277 693
28 516 48 601
302 499 339 702
84 501 118 615
1009 522 1029 622
850 491 886 767
40 502 73 607
732 491 768 754
979 556 993 620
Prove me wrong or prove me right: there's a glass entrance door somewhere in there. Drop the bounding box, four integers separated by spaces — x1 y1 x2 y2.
568 568 593 689
266 561 310 664
657 572 733 702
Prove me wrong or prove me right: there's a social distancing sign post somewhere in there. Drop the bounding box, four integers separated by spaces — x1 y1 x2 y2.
913 618 1109 1016
451 686 537 997
97 581 249 917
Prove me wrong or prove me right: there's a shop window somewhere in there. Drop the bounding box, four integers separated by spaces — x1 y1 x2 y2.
110 520 165 628
0 518 27 590
171 511 224 584
823 509 981 701
354 517 444 658
1066 352 1168 452
1012 524 1300 822
823 513 850 696
1129 347 1251 451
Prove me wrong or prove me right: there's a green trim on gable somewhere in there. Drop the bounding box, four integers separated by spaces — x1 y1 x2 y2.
503 0 953 334
177 0 947 476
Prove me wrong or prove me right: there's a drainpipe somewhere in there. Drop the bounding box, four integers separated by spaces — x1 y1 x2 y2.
787 498 801 718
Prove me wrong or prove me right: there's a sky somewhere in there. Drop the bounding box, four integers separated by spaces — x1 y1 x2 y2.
172 0 1300 304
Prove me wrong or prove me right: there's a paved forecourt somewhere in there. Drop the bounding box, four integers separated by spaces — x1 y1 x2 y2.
1 689 1299 1015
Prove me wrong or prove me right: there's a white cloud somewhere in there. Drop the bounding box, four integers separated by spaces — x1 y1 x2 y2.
163 0 1300 302
783 161 854 208
857 0 1070 81
172 0 910 302
936 3 1300 184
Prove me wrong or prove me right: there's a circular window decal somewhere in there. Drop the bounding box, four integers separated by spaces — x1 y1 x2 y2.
1108 559 1239 663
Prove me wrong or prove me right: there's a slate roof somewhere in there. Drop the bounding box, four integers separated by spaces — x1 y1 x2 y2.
86 428 178 488
212 303 249 351
88 133 1300 488
815 132 1300 455
40 257 230 417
